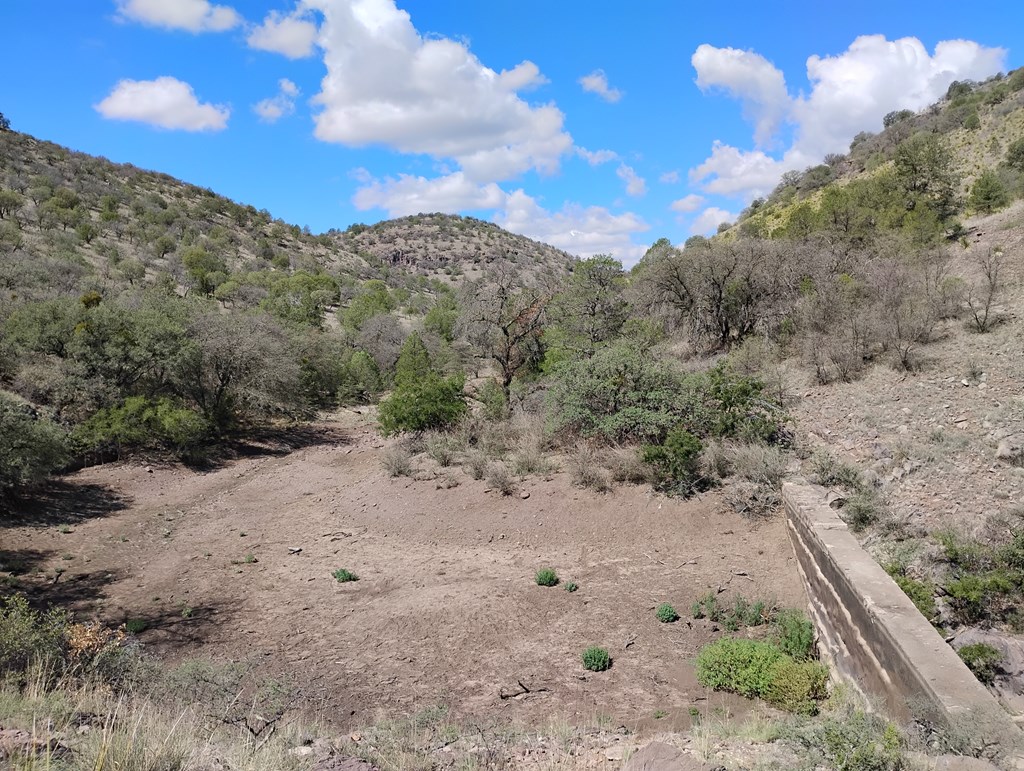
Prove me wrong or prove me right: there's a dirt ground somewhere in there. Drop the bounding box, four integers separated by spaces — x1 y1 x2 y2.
1 412 804 734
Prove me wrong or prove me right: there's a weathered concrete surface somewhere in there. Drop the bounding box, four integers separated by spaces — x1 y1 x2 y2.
782 482 1022 757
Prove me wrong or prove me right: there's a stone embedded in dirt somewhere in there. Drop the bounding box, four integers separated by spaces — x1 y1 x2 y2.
0 728 72 761
996 436 1023 464
520 491 530 499
310 756 381 771
621 741 716 771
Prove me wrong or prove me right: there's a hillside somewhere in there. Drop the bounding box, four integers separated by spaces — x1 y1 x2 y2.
730 68 1024 240
0 129 572 300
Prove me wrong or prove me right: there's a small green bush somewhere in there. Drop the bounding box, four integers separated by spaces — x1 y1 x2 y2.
656 603 679 623
774 609 815 660
725 595 771 630
582 646 611 672
692 591 722 621
563 581 579 593
333 568 359 583
0 594 68 675
535 568 559 587
125 618 148 634
886 570 937 621
764 657 828 715
643 427 704 495
696 637 827 715
72 396 210 461
946 572 1015 624
957 642 1003 684
696 638 783 698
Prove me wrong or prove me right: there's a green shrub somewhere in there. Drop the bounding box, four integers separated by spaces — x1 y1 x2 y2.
656 603 679 623
124 618 148 634
333 568 359 583
695 638 783 699
564 582 579 593
642 427 704 495
582 646 611 672
697 637 828 715
957 642 1002 685
72 396 210 461
476 379 509 421
377 374 468 436
946 572 1016 625
763 657 829 715
886 570 937 621
725 595 771 630
535 568 559 587
775 609 815 660
0 391 68 489
0 594 68 675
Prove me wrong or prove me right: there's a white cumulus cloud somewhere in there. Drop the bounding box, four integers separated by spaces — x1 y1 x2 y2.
616 164 647 196
659 170 680 184
692 44 789 146
669 194 704 213
689 35 1006 202
352 172 507 217
690 207 736 236
304 0 571 183
495 190 649 264
577 147 618 166
253 78 300 123
115 0 240 32
579 69 623 103
247 8 319 59
95 77 229 131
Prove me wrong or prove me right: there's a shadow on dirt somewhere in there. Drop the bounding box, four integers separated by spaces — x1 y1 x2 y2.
0 480 131 529
185 423 354 471
106 600 244 652
11 565 124 614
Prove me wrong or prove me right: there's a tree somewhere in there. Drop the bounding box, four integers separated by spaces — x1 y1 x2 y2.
969 170 1009 213
1004 138 1024 173
0 189 24 219
393 332 431 390
883 109 914 129
546 255 627 361
965 247 1004 333
460 262 550 398
894 133 960 221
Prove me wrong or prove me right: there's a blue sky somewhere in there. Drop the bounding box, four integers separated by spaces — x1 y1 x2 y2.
1 1 1021 264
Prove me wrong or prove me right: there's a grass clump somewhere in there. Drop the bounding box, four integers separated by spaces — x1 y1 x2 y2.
567 444 612 492
695 637 827 715
783 704 904 770
486 463 517 496
563 582 579 593
534 568 559 587
842 491 884 532
332 568 359 583
463 449 488 480
810 450 864 491
692 591 723 622
381 446 413 477
125 618 148 634
425 433 458 467
656 602 679 623
581 646 611 672
693 591 774 630
957 642 1003 684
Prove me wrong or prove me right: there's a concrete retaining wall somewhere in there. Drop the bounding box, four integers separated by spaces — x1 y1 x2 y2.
782 482 1021 748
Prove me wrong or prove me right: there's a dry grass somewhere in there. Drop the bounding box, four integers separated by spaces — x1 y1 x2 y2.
566 445 612 492
380 446 413 477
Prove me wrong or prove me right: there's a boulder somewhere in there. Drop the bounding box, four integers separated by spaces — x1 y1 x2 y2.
995 436 1024 465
